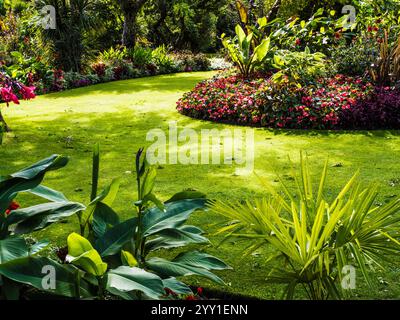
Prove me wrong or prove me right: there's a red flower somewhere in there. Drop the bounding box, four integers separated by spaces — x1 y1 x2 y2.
185 295 196 301
5 201 20 215
197 287 203 295
20 85 36 100
1 86 20 105
295 39 301 46
367 26 373 32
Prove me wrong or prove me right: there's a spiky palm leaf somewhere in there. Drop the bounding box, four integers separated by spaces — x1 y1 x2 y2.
211 154 400 300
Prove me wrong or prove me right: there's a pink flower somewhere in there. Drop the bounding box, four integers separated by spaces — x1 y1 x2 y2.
20 86 36 100
1 86 20 105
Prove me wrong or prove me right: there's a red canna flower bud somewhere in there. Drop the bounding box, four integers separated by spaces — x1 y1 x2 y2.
5 201 20 215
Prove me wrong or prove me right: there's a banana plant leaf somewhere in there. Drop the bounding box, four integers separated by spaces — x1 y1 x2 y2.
95 218 137 257
5 202 86 235
142 199 206 237
146 251 230 285
106 266 165 300
0 155 69 214
0 256 93 298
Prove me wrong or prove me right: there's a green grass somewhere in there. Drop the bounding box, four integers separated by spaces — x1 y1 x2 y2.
1 71 400 299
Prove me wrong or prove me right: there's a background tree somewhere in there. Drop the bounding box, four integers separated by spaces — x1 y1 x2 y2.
117 0 148 48
37 0 98 72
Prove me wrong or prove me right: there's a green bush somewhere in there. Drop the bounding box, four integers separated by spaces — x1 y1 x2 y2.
271 48 328 87
98 47 127 67
152 45 177 74
172 52 211 72
127 46 153 67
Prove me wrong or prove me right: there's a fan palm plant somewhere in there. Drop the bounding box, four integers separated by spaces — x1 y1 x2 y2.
35 0 98 72
210 154 400 300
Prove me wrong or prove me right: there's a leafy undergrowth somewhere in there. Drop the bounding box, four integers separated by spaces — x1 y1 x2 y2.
1 72 400 299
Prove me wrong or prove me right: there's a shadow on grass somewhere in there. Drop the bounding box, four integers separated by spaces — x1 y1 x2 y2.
41 73 211 100
266 128 400 137
177 114 400 137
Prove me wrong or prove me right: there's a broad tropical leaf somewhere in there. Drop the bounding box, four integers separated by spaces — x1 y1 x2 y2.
106 266 165 300
0 237 29 264
92 202 120 239
66 233 107 276
0 256 93 298
146 251 230 285
0 155 69 214
162 277 193 295
142 199 206 237
95 218 137 257
5 202 86 235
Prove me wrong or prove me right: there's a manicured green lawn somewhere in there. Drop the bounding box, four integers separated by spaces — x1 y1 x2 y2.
1 71 400 299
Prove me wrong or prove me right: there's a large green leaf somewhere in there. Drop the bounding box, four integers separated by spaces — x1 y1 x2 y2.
162 277 192 295
144 225 209 254
235 24 246 49
0 155 68 214
5 202 86 235
253 38 271 63
29 185 68 202
92 202 120 239
173 251 230 271
146 251 230 285
0 256 93 298
95 218 137 257
106 266 165 300
141 167 157 199
146 257 224 285
80 178 121 229
121 250 138 267
165 191 206 204
142 199 206 237
0 237 29 264
66 233 107 276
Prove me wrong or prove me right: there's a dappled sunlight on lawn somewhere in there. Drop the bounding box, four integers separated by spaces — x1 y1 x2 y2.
2 72 400 300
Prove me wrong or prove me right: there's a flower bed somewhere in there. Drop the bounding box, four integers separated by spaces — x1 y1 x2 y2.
177 74 400 130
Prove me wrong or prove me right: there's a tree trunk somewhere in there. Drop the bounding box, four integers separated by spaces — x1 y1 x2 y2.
0 111 10 132
118 0 148 48
122 10 138 48
266 0 282 21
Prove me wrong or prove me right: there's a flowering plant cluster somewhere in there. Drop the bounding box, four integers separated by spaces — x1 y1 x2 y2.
0 71 36 106
177 74 380 130
177 74 268 125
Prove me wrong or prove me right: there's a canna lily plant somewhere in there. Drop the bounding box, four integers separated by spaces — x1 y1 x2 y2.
0 155 87 299
211 153 400 300
61 146 230 300
222 24 271 78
